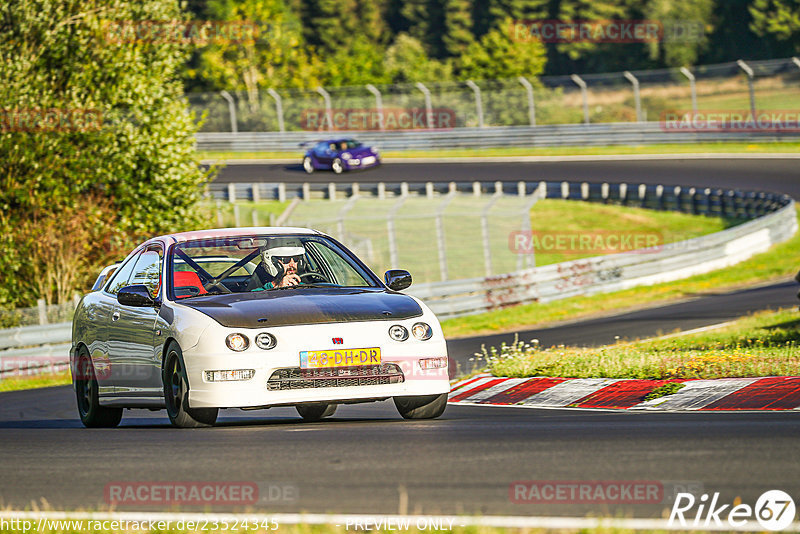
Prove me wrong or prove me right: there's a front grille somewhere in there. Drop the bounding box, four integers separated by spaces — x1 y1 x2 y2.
267 363 404 391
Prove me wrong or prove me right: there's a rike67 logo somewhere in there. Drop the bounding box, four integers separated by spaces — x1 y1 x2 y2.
670 490 796 531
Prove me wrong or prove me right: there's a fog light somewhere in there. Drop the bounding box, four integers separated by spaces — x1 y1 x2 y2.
419 357 447 370
389 325 409 341
255 332 277 350
412 322 433 340
226 333 249 351
205 369 255 382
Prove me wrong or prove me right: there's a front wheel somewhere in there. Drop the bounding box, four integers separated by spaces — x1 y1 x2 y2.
296 403 337 421
394 393 447 420
74 348 122 428
303 156 314 174
331 158 344 174
163 342 218 428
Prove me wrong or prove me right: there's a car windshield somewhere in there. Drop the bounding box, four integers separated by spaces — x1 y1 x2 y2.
169 234 377 299
340 139 361 149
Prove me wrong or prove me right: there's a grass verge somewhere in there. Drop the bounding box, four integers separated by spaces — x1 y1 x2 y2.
198 142 800 161
483 308 800 379
441 208 800 339
0 370 71 393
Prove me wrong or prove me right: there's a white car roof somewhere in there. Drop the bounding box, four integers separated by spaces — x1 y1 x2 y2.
155 227 321 244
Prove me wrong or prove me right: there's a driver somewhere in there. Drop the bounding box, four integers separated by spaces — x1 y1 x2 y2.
247 245 306 291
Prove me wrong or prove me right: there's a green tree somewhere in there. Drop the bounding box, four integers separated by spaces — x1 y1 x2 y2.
750 0 800 52
456 19 547 79
443 0 475 57
384 33 453 82
0 0 211 308
642 0 714 67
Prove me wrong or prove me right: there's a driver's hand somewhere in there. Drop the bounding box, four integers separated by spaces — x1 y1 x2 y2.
275 274 301 287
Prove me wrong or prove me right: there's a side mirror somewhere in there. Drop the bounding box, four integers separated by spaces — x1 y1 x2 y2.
118 285 157 307
384 269 412 291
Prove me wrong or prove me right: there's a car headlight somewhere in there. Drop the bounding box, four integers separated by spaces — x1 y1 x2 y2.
388 325 409 341
226 333 249 352
341 152 352 160
255 332 277 350
412 322 433 340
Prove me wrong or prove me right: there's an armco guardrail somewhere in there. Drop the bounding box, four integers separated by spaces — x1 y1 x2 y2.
1 180 796 376
196 123 800 152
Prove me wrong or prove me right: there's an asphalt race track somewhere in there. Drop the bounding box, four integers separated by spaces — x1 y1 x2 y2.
213 157 800 198
2 157 799 518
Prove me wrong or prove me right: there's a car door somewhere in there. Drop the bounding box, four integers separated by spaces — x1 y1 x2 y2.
315 142 334 166
108 246 163 398
97 249 143 396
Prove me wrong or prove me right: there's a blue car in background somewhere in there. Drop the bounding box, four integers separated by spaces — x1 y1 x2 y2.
302 139 381 174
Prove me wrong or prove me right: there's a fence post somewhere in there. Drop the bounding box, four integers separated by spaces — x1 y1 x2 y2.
481 193 502 276
415 82 434 129
623 71 643 122
472 182 482 197
426 182 434 198
378 182 386 200
680 67 698 115
233 204 241 227
278 183 286 203
267 89 285 132
435 193 456 281
737 60 757 117
37 298 48 325
365 84 385 131
387 197 407 268
227 183 236 203
316 86 333 131
302 182 311 200
215 199 224 226
570 74 590 124
328 182 337 201
518 76 536 126
400 182 409 197
252 209 259 227
465 80 484 128
794 57 800 70
251 183 260 203
220 90 238 134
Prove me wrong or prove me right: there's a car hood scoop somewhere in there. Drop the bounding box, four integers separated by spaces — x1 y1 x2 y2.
177 288 423 328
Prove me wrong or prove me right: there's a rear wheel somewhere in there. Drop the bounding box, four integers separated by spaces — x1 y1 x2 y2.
163 342 218 428
296 403 337 421
74 348 122 428
394 393 447 420
303 156 314 174
331 158 344 174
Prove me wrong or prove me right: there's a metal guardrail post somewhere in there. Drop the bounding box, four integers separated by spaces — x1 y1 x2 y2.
465 80 484 128
518 76 536 126
328 182 337 201
794 57 800 70
737 60 757 117
680 67 698 115
481 192 503 276
316 86 333 131
267 89 285 133
220 90 238 134
415 82 434 129
365 84 384 131
227 183 236 203
624 71 643 122
251 183 260 203
570 74 590 124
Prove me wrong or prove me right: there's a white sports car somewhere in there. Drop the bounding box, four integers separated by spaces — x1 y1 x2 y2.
71 227 450 428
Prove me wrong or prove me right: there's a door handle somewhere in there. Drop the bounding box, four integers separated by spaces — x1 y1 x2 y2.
112 311 120 321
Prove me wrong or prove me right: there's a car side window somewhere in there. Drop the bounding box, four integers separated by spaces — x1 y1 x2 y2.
128 248 163 298
313 143 328 157
105 251 142 295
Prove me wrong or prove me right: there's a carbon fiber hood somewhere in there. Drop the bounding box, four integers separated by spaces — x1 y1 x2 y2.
177 287 423 328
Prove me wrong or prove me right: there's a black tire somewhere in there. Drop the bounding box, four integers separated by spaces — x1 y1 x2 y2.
302 156 314 174
74 348 122 428
296 403 337 421
331 158 344 174
163 342 218 428
394 393 447 420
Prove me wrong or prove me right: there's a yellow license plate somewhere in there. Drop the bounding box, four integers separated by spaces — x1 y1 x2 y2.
300 347 381 369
